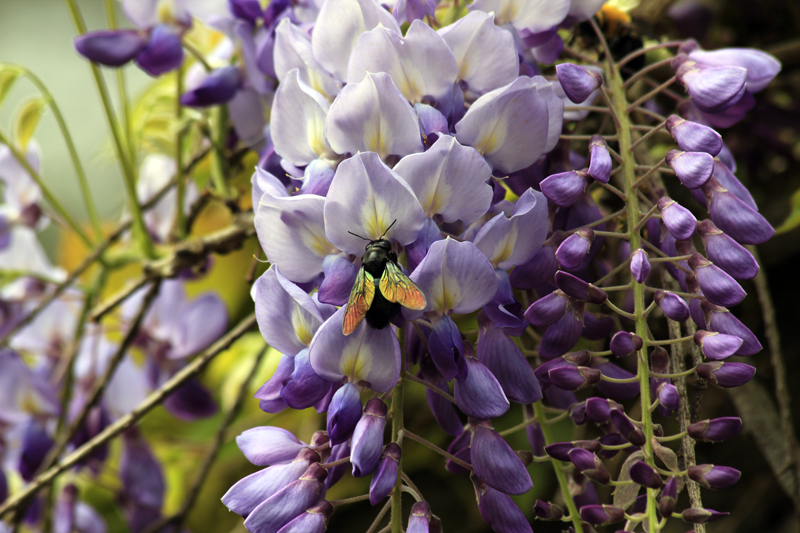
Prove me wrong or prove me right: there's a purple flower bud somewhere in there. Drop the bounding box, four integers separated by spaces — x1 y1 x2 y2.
74 30 148 67
587 135 612 183
651 346 670 374
556 229 594 270
665 150 714 189
688 464 741 489
136 25 184 77
580 504 625 526
323 441 350 489
673 56 747 113
471 422 533 495
704 176 774 244
0 468 6 504
567 448 610 485
665 115 723 156
326 383 363 446
657 383 680 413
472 475 533 533
630 248 651 283
454 347 510 419
244 463 327 533
654 290 690 322
556 63 603 103
369 443 401 505
229 0 264 24
630 460 663 489
18 419 54 481
407 501 434 533
276 500 333 533
526 421 546 457
610 331 644 357
533 350 589 385
350 398 388 477
524 291 568 327
428 316 467 381
696 361 756 387
585 397 619 423
681 507 729 523
549 366 601 391
610 409 646 446
509 243 558 289
540 171 590 207
704 301 762 355
543 440 600 462
694 330 743 360
180 66 242 107
657 197 697 241
689 253 745 307
659 477 677 517
554 271 607 304
697 219 758 279
533 500 564 520
538 301 585 359
688 417 743 442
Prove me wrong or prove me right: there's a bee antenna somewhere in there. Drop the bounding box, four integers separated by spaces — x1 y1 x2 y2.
348 231 370 241
380 219 397 240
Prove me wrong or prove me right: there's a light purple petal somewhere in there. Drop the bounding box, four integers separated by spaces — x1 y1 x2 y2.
308 307 401 392
393 135 493 225
274 19 340 100
252 167 289 209
168 292 228 358
324 152 426 255
471 0 570 34
689 48 781 92
311 0 401 81
325 72 423 160
236 426 307 466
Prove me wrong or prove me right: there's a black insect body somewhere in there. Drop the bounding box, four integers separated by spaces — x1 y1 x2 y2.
361 240 401 330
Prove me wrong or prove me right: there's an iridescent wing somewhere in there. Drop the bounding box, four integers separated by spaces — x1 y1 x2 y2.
343 267 376 335
379 261 427 310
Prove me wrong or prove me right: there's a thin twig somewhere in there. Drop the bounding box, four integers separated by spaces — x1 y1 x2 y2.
630 122 667 153
366 500 392 533
626 76 677 115
404 373 455 404
0 313 258 519
403 430 472 471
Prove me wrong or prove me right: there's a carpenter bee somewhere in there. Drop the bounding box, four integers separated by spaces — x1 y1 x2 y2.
343 221 427 335
574 4 646 78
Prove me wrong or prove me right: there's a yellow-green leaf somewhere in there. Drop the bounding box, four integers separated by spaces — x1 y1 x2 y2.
0 69 20 109
13 97 48 151
775 187 800 235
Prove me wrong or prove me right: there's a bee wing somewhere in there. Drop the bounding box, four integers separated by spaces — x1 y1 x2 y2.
379 261 427 310
343 267 376 335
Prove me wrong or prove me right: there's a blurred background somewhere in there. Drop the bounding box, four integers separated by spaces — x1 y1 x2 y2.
1 0 800 532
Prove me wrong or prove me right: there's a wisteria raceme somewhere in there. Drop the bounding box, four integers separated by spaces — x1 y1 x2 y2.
0 0 786 532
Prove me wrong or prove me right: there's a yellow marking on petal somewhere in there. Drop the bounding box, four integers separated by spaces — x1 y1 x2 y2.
339 341 372 383
360 196 392 240
291 306 315 347
157 0 179 24
489 224 519 266
299 226 338 257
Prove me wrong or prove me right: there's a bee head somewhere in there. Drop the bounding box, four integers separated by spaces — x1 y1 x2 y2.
365 239 392 252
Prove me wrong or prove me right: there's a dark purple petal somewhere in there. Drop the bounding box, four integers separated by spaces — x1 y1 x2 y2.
477 319 542 404
556 229 594 270
587 135 611 183
281 349 332 409
554 271 607 304
657 382 680 414
556 63 603 103
582 312 615 340
610 331 643 357
74 30 147 66
696 361 756 387
446 430 472 474
471 423 533 495
540 171 589 207
229 0 264 24
405 217 444 273
533 500 564 520
255 355 293 414
704 178 774 244
549 366 601 391
659 477 677 517
326 383 363 445
688 464 741 489
567 448 610 485
428 316 467 381
697 219 758 279
688 417 742 442
526 421 546 457
318 254 359 306
585 397 616 423
694 330 743 360
369 444 401 505
453 348 510 419
350 398 388 477
657 197 697 241
164 377 217 420
538 303 585 359
610 409 646 446
580 504 625 526
181 66 242 107
704 301 762 355
689 253 745 307
595 362 640 401
630 461 663 489
422 367 463 436
682 507 729 524
18 419 54 482
524 291 568 327
136 25 184 77
665 150 714 189
472 476 533 533
121 430 164 510
323 441 350 489
509 243 558 289
244 463 327 533
665 114 722 155
654 290 690 322
533 351 587 385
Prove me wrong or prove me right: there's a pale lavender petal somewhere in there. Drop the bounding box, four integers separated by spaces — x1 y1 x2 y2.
308 307 401 392
168 292 228 358
274 19 340 100
393 135 493 225
318 253 358 306
325 72 423 160
252 167 289 209
236 426 307 466
689 48 781 92
471 0 570 34
324 152 425 255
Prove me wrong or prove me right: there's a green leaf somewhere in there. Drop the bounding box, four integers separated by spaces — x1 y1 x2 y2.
775 187 800 235
13 97 48 151
0 69 20 109
613 450 644 510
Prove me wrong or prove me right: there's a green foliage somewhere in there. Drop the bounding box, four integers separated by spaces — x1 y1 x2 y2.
12 96 47 151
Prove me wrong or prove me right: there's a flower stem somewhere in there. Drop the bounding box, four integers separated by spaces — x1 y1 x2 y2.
533 401 584 533
390 374 405 533
606 50 662 532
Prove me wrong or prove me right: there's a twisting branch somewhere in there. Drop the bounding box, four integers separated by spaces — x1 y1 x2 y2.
0 313 258 519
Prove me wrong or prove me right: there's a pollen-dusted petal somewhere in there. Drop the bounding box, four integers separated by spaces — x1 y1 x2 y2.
324 152 425 255
256 193 335 283
274 19 340 100
437 11 518 100
407 237 498 318
326 72 423 160
272 69 335 166
308 307 401 393
348 20 458 105
472 189 549 270
471 423 533 495
455 77 556 175
393 135 493 225
311 0 401 81
253 266 325 356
